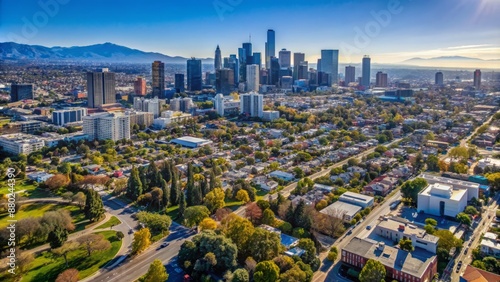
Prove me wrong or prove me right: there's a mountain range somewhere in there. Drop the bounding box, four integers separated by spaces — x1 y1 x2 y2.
401 56 500 68
0 42 214 64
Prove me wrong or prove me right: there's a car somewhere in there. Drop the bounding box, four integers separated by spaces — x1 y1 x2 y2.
366 225 372 230
128 229 134 234
347 230 353 235
160 242 169 248
464 248 468 254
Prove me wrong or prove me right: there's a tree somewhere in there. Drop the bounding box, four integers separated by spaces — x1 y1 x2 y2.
246 228 282 262
52 241 79 268
48 225 68 249
464 206 479 215
77 233 111 256
456 212 472 226
434 229 463 253
84 189 105 222
359 259 386 282
56 268 79 282
142 259 168 282
204 188 225 213
401 178 428 204
136 212 172 234
161 179 170 208
426 155 439 172
150 187 163 211
127 166 143 200
279 265 308 282
72 192 86 210
170 167 180 205
425 218 437 226
226 268 250 282
261 209 276 226
220 214 255 255
132 228 152 255
399 238 414 252
254 260 280 282
236 189 250 203
184 205 210 227
199 217 217 231
45 174 70 190
245 202 263 225
298 238 320 271
178 193 187 220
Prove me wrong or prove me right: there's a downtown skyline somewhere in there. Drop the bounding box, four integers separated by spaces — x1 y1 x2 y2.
0 0 499 67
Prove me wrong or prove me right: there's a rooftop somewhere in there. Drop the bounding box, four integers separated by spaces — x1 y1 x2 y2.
461 265 500 282
320 201 362 218
419 183 467 201
340 191 374 203
378 217 439 243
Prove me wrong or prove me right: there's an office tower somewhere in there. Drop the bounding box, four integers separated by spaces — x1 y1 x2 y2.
246 64 260 92
253 52 262 69
83 113 130 141
169 97 193 113
238 47 247 82
345 66 356 85
240 92 263 118
260 69 269 85
87 69 116 108
205 72 216 86
320 50 339 85
279 68 292 82
216 68 235 95
318 72 330 86
214 93 225 116
474 69 481 89
174 74 185 93
298 62 309 80
134 77 147 95
265 29 276 69
279 49 291 68
362 55 371 88
228 55 239 85
280 76 293 90
375 72 388 87
269 57 280 86
187 58 202 91
317 59 322 72
214 45 222 70
242 42 253 63
435 72 444 85
10 84 34 102
293 53 305 81
52 107 88 126
223 57 230 68
308 69 318 86
152 61 165 98
133 97 166 118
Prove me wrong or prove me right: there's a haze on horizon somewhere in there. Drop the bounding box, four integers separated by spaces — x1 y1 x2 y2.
0 0 499 68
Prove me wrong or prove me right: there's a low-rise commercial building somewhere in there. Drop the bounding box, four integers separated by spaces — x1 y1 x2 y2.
339 191 374 208
170 136 212 148
0 133 45 155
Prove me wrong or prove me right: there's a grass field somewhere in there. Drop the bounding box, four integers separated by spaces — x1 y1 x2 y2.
19 230 122 282
0 179 38 196
95 216 121 230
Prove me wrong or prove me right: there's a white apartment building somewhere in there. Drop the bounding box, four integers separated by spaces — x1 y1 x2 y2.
83 113 130 141
133 97 165 118
246 64 260 92
240 92 263 118
0 134 45 155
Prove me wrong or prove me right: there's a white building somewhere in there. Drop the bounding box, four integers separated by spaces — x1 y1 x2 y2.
417 174 479 217
153 111 192 129
0 134 45 155
339 191 374 208
83 112 130 141
477 158 500 171
214 93 225 116
246 64 260 92
52 107 87 126
480 232 500 257
240 92 263 118
269 170 295 181
169 97 194 113
133 97 165 118
262 111 280 121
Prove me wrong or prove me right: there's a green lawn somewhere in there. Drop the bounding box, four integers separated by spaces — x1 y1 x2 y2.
19 230 122 282
0 179 38 196
95 216 121 230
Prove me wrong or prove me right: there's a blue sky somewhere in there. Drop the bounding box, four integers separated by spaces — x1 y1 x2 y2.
0 0 499 64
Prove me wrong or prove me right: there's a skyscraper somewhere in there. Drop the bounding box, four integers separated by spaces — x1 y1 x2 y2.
238 47 247 82
214 45 222 70
435 72 444 85
87 68 116 108
174 74 185 93
214 93 225 116
375 71 388 87
240 92 263 118
152 61 165 98
10 84 34 102
298 62 309 80
474 69 481 89
134 77 146 95
246 64 260 92
265 29 275 69
293 53 305 81
269 57 280 86
229 55 239 85
320 50 339 85
279 49 291 69
253 52 262 69
242 42 253 64
362 55 371 88
187 58 202 91
216 68 235 95
345 66 355 85
83 112 130 141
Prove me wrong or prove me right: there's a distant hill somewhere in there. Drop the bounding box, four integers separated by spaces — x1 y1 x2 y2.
0 42 214 64
401 56 500 69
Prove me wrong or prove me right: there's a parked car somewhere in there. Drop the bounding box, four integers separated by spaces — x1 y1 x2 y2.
160 242 169 249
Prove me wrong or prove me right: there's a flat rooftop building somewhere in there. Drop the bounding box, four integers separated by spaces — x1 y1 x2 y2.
0 133 45 155
169 136 213 148
339 191 374 208
320 201 362 222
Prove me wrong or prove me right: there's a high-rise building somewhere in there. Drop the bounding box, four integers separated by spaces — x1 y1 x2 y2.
280 76 293 90
435 72 444 86
298 62 309 80
293 53 305 81
320 50 339 85
152 61 165 98
228 55 239 85
246 64 260 92
205 72 216 86
362 55 371 88
52 107 88 126
169 97 194 113
214 93 225 116
134 77 147 95
187 58 202 91
214 45 222 70
87 69 116 108
474 69 481 89
238 47 247 82
174 74 185 93
242 42 253 64
253 52 262 69
133 97 166 118
240 92 263 118
216 68 235 95
269 57 280 86
345 66 356 85
83 113 130 141
375 71 388 87
317 59 322 72
279 49 291 69
10 84 34 102
265 29 275 69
